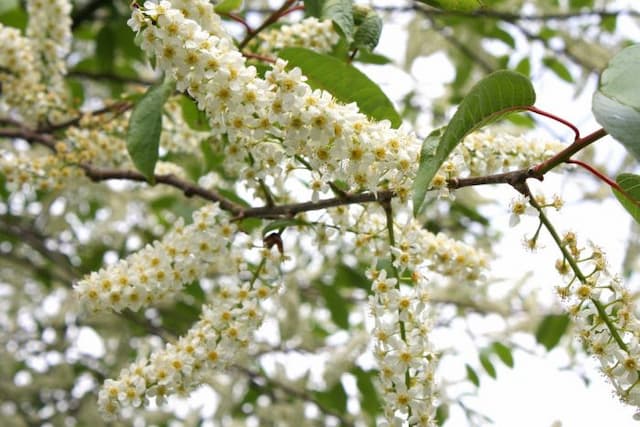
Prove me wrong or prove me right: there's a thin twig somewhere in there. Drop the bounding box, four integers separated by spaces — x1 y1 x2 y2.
533 128 608 176
80 165 246 215
238 0 298 49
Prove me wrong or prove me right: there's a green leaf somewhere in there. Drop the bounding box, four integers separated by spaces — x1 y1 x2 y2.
536 314 570 351
569 0 593 7
593 93 640 161
262 218 311 236
179 95 210 131
412 70 535 215
160 301 201 335
304 0 324 18
214 0 243 13
334 264 370 290
313 381 347 413
479 352 497 379
66 79 85 107
0 5 27 30
354 50 392 65
412 127 446 215
450 200 490 225
593 44 640 161
613 173 640 224
126 79 175 182
184 281 206 304
278 47 401 127
318 281 350 329
491 342 514 368
600 15 617 33
435 404 450 426
416 0 485 12
96 24 116 72
487 25 516 49
542 56 574 82
466 364 480 387
322 0 354 40
0 0 18 14
352 10 382 51
515 57 531 77
353 368 381 416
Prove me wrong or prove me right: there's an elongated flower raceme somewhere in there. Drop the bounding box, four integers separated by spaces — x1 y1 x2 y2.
369 267 439 426
75 204 240 312
0 0 72 123
26 0 71 87
0 25 44 120
128 0 420 196
98 276 279 420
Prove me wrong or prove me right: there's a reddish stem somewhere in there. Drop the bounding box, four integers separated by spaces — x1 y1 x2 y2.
279 4 305 18
239 0 297 49
565 159 619 189
566 158 640 208
525 106 580 141
220 13 253 34
533 127 607 176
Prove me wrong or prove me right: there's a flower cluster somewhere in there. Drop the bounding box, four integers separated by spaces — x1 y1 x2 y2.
0 0 72 123
369 267 439 426
98 277 279 420
554 235 640 411
349 207 488 426
128 1 420 196
0 24 44 120
26 0 72 96
75 203 240 312
392 217 488 280
430 130 566 196
0 148 82 193
1 94 209 194
254 17 339 55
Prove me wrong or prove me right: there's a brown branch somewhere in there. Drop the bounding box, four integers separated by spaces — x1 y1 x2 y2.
44 101 134 132
533 127 607 176
448 168 540 197
0 215 79 281
239 190 395 220
1 122 609 225
80 164 246 215
424 14 495 74
0 127 57 150
239 6 640 21
238 0 298 49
